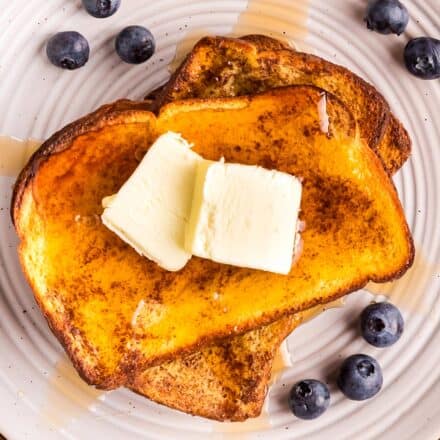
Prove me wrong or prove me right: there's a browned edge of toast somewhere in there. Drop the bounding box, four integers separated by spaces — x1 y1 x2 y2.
11 100 152 227
150 35 411 175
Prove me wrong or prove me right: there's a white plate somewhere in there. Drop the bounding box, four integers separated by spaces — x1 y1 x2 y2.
1 0 439 439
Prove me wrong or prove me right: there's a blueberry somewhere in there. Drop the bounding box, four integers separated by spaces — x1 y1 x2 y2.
364 0 409 35
288 379 330 420
404 37 440 80
82 0 121 18
338 354 383 401
361 302 404 347
46 32 90 70
115 26 155 64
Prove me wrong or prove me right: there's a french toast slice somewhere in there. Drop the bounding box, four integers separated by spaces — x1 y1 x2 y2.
152 36 411 175
12 86 413 392
143 35 290 102
132 34 412 420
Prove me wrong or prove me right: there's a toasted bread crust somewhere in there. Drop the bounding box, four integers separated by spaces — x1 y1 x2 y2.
143 35 290 102
239 34 292 51
11 99 152 227
379 114 412 175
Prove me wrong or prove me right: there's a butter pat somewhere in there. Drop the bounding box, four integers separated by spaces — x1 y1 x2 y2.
102 132 202 271
186 161 302 275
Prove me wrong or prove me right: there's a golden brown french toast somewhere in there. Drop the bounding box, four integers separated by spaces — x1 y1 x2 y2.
12 86 413 393
132 34 412 420
152 35 411 175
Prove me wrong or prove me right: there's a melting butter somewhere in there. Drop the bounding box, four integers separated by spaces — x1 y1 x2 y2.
318 93 330 134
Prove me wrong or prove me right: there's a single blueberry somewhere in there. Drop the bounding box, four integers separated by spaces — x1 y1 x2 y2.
82 0 121 18
361 302 404 347
338 354 383 401
288 379 330 420
404 37 440 80
46 31 90 70
115 26 155 64
364 0 409 35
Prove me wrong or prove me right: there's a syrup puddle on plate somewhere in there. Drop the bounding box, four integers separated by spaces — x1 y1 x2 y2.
0 135 41 177
365 248 440 318
270 297 347 384
300 297 347 324
232 0 310 49
41 356 104 429
211 398 271 436
168 28 213 74
270 340 293 385
168 0 310 75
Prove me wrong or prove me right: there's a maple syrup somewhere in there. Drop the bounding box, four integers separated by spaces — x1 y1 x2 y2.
168 0 310 77
0 136 40 177
41 356 103 429
232 0 310 49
